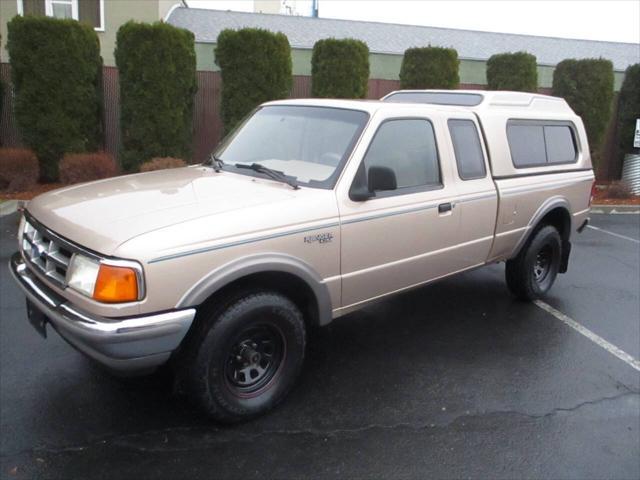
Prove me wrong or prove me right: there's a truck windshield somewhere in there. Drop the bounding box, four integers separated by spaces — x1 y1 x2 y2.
215 105 369 189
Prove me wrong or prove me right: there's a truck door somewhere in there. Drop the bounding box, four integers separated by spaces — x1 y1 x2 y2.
445 116 498 268
336 114 461 309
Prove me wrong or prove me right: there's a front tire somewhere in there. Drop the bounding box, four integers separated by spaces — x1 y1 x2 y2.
184 291 306 423
505 225 562 301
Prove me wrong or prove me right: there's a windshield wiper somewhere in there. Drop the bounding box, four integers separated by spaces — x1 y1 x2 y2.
235 163 300 190
205 153 224 172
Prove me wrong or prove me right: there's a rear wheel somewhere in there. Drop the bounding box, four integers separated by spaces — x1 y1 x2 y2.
505 225 562 301
183 291 306 423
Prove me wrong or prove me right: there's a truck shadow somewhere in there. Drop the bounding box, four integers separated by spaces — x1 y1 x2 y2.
42 264 562 436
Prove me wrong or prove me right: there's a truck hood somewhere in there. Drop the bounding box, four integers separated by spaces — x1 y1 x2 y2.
27 166 303 255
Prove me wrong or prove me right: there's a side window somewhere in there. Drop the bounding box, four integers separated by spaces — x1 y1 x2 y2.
448 119 487 180
544 125 577 163
507 124 547 167
507 121 578 168
363 119 441 191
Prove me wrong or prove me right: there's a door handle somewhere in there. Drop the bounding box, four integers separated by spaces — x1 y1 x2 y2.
438 202 453 214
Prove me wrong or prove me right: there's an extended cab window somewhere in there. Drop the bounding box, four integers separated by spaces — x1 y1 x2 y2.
507 120 577 167
363 119 441 191
448 119 487 180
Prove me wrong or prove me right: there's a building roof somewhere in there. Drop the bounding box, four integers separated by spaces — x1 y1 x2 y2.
166 7 639 71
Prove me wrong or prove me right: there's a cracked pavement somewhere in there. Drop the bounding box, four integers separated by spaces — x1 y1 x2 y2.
1 212 639 479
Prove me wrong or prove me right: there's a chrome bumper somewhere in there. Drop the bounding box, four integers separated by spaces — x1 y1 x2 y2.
9 252 196 374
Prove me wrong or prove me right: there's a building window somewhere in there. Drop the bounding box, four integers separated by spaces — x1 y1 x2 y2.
47 0 75 19
21 0 45 15
18 0 104 30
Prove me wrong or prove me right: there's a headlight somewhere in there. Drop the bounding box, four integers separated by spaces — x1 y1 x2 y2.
67 254 100 297
67 255 142 303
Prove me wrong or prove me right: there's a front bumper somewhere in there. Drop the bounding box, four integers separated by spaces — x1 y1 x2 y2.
9 252 196 374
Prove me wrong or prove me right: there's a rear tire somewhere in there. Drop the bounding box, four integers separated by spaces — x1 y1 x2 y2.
505 225 562 301
183 291 306 423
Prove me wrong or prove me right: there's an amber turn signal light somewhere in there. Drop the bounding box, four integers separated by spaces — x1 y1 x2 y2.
93 264 139 303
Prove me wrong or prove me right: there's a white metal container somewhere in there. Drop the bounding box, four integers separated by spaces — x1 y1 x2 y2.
621 153 640 195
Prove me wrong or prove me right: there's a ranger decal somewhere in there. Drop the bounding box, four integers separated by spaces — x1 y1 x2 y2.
304 232 334 244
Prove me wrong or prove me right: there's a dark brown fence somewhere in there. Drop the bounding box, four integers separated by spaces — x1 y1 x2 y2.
102 66 120 160
0 63 20 147
0 62 621 179
103 68 223 163
1 65 404 163
291 75 312 98
193 71 222 163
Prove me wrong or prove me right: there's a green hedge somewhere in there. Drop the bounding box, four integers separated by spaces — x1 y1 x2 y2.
311 38 369 98
0 78 4 132
115 21 197 172
0 35 3 125
552 58 614 153
616 63 639 158
7 15 102 181
399 46 459 89
215 28 292 134
486 52 538 92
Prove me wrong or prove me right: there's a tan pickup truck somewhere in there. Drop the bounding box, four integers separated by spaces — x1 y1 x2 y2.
10 90 594 422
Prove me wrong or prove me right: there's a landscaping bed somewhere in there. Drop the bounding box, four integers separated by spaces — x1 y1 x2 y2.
0 148 187 201
592 181 640 205
0 183 64 201
592 197 640 206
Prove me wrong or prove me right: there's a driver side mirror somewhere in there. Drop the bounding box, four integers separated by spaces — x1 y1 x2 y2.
368 166 397 192
349 164 397 202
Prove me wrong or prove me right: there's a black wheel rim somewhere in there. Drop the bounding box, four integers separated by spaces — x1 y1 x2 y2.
224 323 285 397
533 245 552 283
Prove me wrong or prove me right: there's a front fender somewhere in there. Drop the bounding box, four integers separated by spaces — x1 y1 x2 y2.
175 253 333 326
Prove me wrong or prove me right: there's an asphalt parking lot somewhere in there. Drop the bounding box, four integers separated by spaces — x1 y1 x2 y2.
1 210 638 479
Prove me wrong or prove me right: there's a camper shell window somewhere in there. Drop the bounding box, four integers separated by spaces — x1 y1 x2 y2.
507 120 578 168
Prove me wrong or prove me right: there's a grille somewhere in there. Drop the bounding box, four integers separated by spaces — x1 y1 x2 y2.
21 218 73 287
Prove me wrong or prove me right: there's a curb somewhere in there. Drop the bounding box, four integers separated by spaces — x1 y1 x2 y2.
0 200 27 217
590 205 640 215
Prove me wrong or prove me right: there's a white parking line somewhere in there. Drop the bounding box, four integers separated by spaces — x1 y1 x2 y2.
534 300 640 372
586 225 640 244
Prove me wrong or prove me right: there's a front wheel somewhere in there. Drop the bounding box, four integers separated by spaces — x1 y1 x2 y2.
505 225 562 301
183 291 306 423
